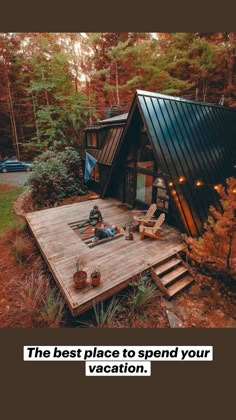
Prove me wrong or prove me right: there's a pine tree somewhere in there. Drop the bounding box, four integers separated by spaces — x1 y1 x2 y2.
184 178 236 277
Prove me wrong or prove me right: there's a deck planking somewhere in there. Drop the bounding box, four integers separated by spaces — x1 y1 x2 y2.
26 198 185 316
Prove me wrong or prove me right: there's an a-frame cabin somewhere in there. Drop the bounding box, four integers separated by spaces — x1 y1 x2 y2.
83 90 236 237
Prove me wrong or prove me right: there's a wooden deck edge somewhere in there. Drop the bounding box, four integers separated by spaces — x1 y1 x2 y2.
25 215 75 315
72 272 140 316
71 245 186 316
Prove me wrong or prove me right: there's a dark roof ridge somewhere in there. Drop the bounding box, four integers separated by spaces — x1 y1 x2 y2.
136 89 236 112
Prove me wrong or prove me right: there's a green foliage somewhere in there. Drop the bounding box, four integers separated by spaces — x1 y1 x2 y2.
78 297 122 328
91 298 122 328
28 147 87 206
0 185 24 236
127 275 158 312
1 32 236 158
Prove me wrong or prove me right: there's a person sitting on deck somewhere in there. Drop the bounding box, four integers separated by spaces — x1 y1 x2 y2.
89 205 103 225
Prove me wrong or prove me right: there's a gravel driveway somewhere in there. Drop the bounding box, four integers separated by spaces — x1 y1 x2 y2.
0 172 31 186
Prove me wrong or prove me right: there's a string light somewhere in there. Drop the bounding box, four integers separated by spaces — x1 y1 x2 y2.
233 188 236 194
195 180 203 187
160 171 230 191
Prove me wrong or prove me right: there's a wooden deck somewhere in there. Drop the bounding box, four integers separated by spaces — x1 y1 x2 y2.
25 198 185 316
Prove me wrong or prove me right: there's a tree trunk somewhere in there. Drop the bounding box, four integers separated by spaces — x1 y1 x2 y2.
195 81 199 101
42 72 50 106
86 77 93 124
115 59 120 105
74 76 78 94
6 71 20 159
226 230 233 271
31 89 40 142
202 81 208 102
44 89 50 106
18 105 25 145
226 32 236 98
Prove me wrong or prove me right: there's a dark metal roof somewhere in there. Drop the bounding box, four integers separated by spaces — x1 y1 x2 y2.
98 113 128 124
135 90 236 236
83 126 124 166
85 124 107 131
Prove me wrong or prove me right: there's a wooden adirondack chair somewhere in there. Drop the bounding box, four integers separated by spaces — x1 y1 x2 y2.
139 213 165 240
132 203 157 226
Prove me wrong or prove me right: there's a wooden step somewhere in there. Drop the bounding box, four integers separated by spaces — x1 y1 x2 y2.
161 266 188 287
153 257 181 276
166 275 194 298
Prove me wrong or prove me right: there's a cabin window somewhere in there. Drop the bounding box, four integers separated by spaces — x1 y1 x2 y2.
90 164 99 182
136 173 153 205
87 131 98 148
137 133 154 171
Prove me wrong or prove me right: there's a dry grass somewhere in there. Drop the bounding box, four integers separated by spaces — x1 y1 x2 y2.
0 228 65 328
12 235 34 264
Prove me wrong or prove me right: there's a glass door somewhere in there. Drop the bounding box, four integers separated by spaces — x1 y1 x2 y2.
136 173 153 205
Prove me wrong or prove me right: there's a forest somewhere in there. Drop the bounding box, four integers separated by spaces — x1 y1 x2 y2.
0 32 236 160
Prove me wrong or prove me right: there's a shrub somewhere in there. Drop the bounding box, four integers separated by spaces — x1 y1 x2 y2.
18 269 65 328
79 298 122 328
92 298 122 328
126 275 158 313
12 235 33 264
28 147 87 206
42 289 65 328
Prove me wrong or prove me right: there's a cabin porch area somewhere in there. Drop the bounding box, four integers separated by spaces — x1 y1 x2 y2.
25 198 185 316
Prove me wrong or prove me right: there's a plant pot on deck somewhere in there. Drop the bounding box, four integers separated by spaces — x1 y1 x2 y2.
91 270 101 287
73 271 87 289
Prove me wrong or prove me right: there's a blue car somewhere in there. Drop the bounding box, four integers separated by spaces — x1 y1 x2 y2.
0 159 33 173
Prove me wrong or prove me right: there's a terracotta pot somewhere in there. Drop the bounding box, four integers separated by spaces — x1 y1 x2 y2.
91 273 101 287
73 271 87 289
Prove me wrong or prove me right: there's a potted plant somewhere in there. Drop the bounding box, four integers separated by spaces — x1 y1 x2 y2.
73 257 87 289
90 267 101 287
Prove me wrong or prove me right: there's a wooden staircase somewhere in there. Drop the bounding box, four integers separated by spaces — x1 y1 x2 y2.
150 253 194 299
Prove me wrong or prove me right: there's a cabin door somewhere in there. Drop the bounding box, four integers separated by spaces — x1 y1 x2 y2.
124 168 135 206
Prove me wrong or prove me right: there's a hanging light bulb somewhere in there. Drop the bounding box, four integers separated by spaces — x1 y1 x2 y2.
195 180 203 187
178 176 185 183
233 188 236 194
214 185 220 191
168 181 174 187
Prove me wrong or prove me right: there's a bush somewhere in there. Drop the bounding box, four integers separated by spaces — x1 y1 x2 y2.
126 275 158 313
28 147 87 206
18 269 65 328
12 235 33 264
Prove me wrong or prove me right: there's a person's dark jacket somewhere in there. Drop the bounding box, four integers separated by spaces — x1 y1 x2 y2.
89 208 103 222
